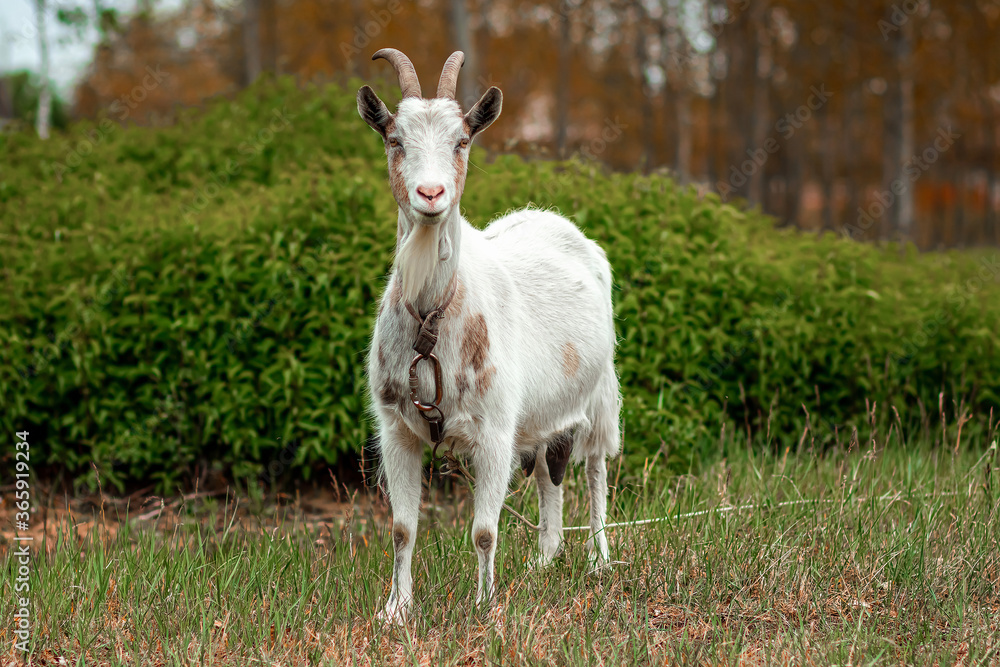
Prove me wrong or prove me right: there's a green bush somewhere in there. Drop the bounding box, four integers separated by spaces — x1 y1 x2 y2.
2 77 998 490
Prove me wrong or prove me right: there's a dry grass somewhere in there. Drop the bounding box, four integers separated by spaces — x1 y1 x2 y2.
2 434 999 666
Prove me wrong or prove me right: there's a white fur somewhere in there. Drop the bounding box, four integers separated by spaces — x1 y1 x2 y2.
363 92 621 623
394 223 440 304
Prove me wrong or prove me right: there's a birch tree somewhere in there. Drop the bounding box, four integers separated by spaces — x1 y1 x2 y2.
35 0 51 139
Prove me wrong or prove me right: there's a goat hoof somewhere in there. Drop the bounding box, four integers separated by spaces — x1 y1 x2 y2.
532 555 555 570
484 602 505 625
377 601 410 625
532 547 562 570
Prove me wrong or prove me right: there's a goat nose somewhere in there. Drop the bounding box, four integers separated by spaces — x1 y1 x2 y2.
416 184 445 203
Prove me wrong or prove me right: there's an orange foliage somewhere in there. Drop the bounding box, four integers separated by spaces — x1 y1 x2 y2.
69 0 1000 247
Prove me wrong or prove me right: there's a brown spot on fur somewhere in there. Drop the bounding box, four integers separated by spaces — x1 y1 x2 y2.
377 343 386 368
393 525 409 551
474 529 493 553
561 342 580 378
450 280 466 315
475 365 496 397
455 372 470 401
454 148 468 204
379 380 405 409
461 313 490 372
389 149 408 206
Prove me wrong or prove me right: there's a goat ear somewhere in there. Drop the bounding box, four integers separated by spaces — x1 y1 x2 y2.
357 85 393 138
465 86 502 138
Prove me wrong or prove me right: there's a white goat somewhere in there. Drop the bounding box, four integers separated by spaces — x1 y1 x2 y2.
360 48 621 622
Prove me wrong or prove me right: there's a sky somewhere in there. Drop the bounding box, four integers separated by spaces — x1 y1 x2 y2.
0 0 181 96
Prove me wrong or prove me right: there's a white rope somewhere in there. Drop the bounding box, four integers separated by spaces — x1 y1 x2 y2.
560 498 832 532
558 491 961 533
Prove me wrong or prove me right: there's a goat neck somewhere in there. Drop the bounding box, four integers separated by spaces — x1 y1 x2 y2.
394 204 463 317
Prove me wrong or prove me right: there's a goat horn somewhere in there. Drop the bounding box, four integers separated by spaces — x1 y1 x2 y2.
372 48 422 99
436 51 465 100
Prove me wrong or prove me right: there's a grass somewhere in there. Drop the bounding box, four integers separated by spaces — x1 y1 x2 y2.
2 425 999 666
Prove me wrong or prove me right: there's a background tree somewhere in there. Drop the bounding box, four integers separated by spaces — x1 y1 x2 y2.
34 0 52 139
41 0 1000 248
0 70 69 131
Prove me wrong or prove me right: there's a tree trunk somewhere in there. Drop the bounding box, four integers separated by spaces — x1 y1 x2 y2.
880 75 901 240
896 18 915 242
954 174 965 247
709 7 729 188
450 0 479 107
747 0 770 206
93 0 107 42
35 0 51 140
784 129 804 228
841 0 862 236
243 0 261 85
672 23 692 185
722 4 751 198
554 0 571 159
710 76 724 186
842 83 863 234
633 1 652 172
985 98 998 246
349 0 364 77
821 112 836 232
881 9 915 244
675 82 692 185
0 78 12 121
263 0 278 74
475 0 492 102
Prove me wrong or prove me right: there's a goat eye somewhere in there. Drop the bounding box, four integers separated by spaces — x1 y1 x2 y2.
388 137 400 148
457 138 470 149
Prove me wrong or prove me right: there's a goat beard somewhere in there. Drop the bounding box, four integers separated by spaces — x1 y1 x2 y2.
394 222 440 304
